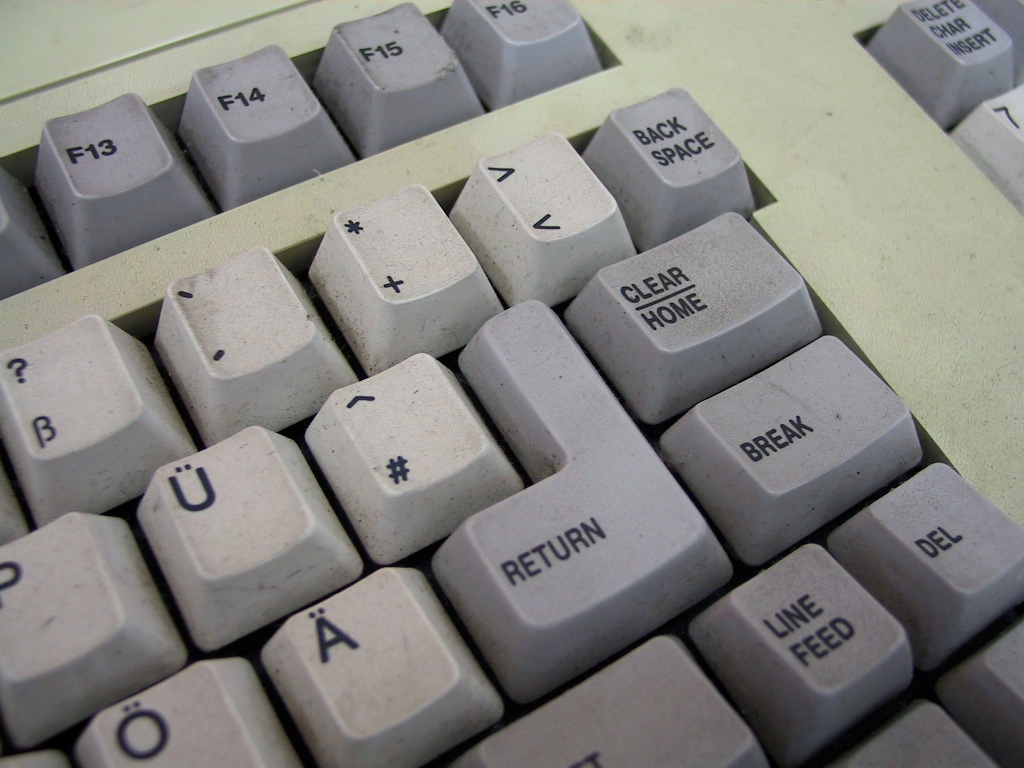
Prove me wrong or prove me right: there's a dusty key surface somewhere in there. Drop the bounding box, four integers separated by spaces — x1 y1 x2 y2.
433 300 731 703
661 335 922 565
690 544 912 768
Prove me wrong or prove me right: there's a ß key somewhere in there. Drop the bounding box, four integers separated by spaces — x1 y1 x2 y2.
660 335 922 565
314 3 484 156
450 133 635 306
309 185 502 374
828 463 1024 670
0 513 187 748
450 635 768 768
34 94 214 268
75 658 303 768
826 700 997 768
0 167 63 300
156 246 356 446
690 544 913 768
433 301 732 703
179 45 356 210
583 88 755 251
305 353 522 564
441 0 601 109
937 618 1024 767
0 314 195 525
868 0 1013 128
565 213 820 424
138 427 363 651
262 568 502 768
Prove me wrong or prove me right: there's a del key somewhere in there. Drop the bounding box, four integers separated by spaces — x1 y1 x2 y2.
433 301 731 703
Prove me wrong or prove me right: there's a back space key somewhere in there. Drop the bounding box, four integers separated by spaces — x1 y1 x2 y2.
432 300 732 703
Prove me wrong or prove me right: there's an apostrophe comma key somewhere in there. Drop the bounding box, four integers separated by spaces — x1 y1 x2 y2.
35 94 214 269
262 568 502 768
450 133 635 306
0 315 195 525
433 301 732 703
0 513 187 748
138 427 363 651
583 88 755 252
157 246 356 446
179 45 355 210
306 354 522 565
441 0 601 109
75 658 302 767
313 3 483 156
309 185 502 375
690 544 912 768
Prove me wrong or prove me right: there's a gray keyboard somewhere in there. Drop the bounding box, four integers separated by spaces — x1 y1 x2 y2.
0 1 1022 766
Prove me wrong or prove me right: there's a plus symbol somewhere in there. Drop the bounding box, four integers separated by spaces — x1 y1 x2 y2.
382 275 405 293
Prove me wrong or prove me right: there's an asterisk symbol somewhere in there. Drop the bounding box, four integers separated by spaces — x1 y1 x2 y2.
345 219 364 234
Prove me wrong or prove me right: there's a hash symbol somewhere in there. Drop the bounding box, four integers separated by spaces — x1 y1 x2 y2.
345 219 364 234
386 456 410 484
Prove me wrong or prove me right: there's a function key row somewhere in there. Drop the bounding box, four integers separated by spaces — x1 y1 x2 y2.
0 0 606 298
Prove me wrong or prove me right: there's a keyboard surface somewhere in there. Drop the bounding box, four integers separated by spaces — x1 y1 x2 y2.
0 1 1022 766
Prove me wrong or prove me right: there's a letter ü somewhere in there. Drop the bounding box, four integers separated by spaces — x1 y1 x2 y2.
168 464 216 512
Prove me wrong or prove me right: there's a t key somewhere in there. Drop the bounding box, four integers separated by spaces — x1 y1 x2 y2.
433 300 732 703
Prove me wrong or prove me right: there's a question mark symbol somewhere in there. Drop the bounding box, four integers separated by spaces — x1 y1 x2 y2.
6 359 28 384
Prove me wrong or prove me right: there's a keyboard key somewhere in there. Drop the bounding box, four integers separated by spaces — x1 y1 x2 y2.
976 0 1024 82
660 335 922 565
828 463 1024 670
0 466 28 545
690 544 913 768
262 567 502 768
306 353 522 565
138 426 363 651
565 212 820 424
450 635 768 768
156 246 356 446
582 88 755 252
826 700 997 768
179 45 355 210
0 315 195 525
440 0 601 109
0 513 187 748
309 185 502 374
868 1 1013 128
952 83 1024 213
450 133 635 306
34 94 215 269
433 301 732 703
0 753 71 768
937 618 1024 767
313 3 484 156
0 167 63 300
75 658 303 768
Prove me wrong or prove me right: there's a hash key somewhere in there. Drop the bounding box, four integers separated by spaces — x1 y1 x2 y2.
660 335 922 565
